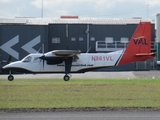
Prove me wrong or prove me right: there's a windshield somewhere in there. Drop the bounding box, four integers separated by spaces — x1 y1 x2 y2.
22 56 32 62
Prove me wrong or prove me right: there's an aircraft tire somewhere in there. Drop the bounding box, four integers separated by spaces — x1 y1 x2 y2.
8 75 14 81
63 75 70 81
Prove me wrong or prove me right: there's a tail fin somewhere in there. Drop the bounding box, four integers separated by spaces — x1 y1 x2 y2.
118 22 155 66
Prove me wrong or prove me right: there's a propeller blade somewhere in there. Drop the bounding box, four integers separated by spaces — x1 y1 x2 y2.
43 59 44 70
39 55 45 70
42 44 45 70
42 44 44 55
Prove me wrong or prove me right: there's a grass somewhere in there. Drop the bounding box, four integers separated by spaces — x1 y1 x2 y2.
0 78 160 109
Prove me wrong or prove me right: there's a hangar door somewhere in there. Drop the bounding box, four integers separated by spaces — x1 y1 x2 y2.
48 24 67 50
68 24 87 52
48 24 88 52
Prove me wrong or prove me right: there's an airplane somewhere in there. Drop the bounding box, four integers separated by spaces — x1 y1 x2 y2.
3 22 155 81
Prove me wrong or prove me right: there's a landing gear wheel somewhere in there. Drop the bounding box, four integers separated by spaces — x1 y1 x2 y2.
8 75 14 81
63 75 70 81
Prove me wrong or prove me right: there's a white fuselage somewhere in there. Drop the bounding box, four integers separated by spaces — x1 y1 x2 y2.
3 50 124 74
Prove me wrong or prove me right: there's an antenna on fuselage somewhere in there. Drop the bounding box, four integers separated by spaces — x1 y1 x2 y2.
39 44 45 70
37 47 42 53
42 44 44 54
86 47 91 53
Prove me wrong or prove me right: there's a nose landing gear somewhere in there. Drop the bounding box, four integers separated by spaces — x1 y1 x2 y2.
8 74 14 81
8 71 14 81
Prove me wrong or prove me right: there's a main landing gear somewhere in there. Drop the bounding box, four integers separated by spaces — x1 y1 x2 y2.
63 74 70 81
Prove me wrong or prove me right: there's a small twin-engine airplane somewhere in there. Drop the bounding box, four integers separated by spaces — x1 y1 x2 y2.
3 22 155 81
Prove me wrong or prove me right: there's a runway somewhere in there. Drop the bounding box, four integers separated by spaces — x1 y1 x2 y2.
1 111 160 120
0 70 160 79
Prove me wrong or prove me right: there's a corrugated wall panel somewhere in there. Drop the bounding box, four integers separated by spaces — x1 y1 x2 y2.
48 24 67 50
0 25 48 61
89 24 137 42
0 25 2 64
151 24 156 50
68 24 87 52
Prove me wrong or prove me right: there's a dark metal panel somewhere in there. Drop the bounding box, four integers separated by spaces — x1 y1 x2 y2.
151 23 156 50
48 24 67 51
90 24 137 40
0 25 2 66
89 24 138 52
0 25 48 61
68 24 87 52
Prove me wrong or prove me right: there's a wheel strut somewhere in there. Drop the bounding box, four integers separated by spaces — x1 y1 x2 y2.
8 71 14 81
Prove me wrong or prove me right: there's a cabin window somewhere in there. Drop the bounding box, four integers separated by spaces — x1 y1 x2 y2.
22 56 32 62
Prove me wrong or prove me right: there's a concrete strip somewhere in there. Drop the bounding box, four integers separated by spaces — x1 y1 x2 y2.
0 72 136 79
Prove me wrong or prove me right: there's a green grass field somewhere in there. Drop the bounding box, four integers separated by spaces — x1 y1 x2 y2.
0 78 160 109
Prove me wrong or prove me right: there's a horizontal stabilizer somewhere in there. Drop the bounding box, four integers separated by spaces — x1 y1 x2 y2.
135 52 155 56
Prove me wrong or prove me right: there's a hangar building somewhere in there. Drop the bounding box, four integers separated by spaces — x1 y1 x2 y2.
0 17 156 73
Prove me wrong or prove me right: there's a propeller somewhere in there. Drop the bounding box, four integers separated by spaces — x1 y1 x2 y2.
42 44 45 70
39 44 45 70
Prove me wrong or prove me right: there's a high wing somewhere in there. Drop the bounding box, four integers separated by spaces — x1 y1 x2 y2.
40 50 81 63
52 50 81 56
39 50 81 80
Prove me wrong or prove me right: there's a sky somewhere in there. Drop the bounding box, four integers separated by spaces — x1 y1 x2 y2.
0 0 160 21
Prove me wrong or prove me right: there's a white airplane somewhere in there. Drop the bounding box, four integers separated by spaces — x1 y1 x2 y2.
3 22 155 81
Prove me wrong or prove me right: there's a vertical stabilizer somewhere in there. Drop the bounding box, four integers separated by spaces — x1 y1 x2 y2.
118 22 154 66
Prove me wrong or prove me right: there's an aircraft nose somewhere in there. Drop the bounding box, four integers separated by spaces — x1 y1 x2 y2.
3 61 20 70
3 64 11 69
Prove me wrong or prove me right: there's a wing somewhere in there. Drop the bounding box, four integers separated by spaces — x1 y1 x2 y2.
52 50 81 56
40 50 81 74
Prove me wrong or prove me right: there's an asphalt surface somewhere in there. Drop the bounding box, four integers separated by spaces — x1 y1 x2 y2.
0 111 160 120
0 70 160 79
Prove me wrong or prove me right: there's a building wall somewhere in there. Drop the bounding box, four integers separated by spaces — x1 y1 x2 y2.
0 25 48 62
48 23 155 52
89 24 138 52
48 24 88 52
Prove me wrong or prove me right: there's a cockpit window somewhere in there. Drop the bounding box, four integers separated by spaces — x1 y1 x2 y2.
22 56 32 62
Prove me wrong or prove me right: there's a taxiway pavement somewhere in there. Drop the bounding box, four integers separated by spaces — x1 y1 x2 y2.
0 111 160 120
0 70 160 79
